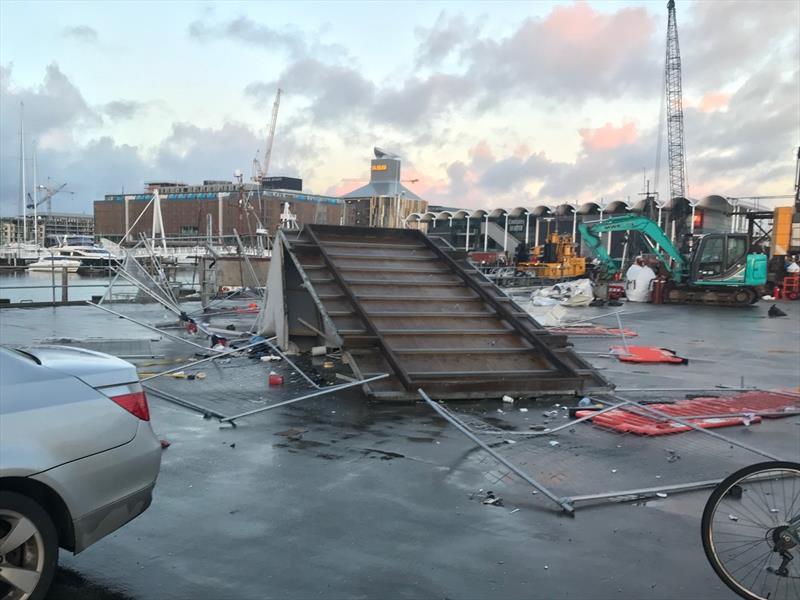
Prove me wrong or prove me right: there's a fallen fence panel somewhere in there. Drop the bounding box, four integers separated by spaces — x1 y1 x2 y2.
418 388 574 514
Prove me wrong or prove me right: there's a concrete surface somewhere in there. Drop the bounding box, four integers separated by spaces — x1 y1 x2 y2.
1 298 798 599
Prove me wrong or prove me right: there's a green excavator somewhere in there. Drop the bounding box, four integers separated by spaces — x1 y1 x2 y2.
579 214 767 306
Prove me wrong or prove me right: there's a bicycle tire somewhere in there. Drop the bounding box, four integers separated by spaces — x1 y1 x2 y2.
701 461 800 600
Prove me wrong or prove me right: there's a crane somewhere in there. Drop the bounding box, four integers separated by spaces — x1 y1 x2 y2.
26 182 72 213
252 88 282 182
664 0 687 204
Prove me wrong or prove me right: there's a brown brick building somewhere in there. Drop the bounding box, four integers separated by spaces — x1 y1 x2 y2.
94 180 345 243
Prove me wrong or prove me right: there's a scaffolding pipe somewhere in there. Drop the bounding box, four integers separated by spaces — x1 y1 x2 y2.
220 374 389 424
419 389 573 514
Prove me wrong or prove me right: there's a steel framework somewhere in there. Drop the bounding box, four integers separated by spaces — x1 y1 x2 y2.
665 0 687 202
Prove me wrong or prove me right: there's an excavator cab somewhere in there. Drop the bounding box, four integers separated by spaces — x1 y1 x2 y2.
689 233 767 287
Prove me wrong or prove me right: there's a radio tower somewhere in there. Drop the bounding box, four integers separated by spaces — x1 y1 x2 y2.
665 0 687 202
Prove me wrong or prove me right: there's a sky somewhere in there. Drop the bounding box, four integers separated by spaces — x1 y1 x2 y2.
0 0 797 216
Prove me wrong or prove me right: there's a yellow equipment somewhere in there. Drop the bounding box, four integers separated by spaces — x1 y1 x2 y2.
517 233 586 279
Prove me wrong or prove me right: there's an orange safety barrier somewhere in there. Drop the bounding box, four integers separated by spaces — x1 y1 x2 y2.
577 390 799 436
609 345 688 364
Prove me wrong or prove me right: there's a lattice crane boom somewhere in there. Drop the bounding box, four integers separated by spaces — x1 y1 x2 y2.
252 88 283 181
665 0 687 202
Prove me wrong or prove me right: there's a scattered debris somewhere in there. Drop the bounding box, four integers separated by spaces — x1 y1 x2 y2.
502 395 515 404
480 491 504 507
275 427 307 440
548 441 560 447
160 439 170 449
768 304 787 318
519 408 528 413
364 448 405 460
656 492 668 498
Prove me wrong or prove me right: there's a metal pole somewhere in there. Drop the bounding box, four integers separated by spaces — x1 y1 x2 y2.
535 218 540 247
615 311 629 354
524 212 530 246
690 204 696 234
143 384 229 420
140 338 274 382
61 267 68 303
86 301 214 352
503 215 508 252
613 386 761 393
220 374 389 424
483 215 489 252
113 268 182 315
20 103 27 242
218 193 224 240
418 389 574 514
572 208 577 241
465 216 470 251
32 142 38 246
49 254 55 305
567 479 723 506
232 228 262 291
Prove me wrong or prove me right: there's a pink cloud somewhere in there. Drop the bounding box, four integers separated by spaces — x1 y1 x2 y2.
698 92 731 112
579 122 638 151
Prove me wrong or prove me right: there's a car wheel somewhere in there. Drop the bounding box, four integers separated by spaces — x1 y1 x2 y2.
0 492 58 600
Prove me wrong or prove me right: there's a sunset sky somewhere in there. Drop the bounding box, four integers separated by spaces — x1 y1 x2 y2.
1 0 797 215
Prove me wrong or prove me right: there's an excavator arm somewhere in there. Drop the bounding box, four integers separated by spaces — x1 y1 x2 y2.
578 214 687 283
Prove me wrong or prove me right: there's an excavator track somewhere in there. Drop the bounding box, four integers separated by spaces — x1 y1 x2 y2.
664 285 759 307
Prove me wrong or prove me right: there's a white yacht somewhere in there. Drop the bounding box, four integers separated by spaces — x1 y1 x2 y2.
48 235 121 272
27 255 81 273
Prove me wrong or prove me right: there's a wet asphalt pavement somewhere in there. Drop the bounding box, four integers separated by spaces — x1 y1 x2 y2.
2 300 798 599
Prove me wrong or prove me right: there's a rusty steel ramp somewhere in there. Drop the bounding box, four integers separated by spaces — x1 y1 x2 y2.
259 225 611 400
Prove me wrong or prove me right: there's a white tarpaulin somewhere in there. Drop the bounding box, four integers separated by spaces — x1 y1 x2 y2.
530 278 594 308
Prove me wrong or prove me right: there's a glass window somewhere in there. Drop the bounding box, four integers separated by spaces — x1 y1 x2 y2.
698 236 724 276
726 237 747 270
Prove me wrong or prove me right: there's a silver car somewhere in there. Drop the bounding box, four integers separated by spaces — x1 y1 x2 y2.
0 346 161 600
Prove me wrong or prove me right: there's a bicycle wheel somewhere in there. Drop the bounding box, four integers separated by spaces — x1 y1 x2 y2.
702 461 800 600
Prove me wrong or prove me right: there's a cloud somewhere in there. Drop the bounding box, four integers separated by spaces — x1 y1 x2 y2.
246 2 661 131
0 62 100 152
414 12 481 67
463 2 659 101
579 122 638 151
188 16 308 58
681 1 797 89
102 100 148 120
0 65 326 216
61 25 98 44
696 92 730 113
248 58 376 123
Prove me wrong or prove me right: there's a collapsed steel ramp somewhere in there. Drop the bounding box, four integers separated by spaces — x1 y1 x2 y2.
261 225 610 400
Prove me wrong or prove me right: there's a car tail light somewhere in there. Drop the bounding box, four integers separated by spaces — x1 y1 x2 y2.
110 390 150 421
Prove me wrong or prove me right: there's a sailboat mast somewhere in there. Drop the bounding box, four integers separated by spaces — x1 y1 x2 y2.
32 141 38 246
20 102 27 242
